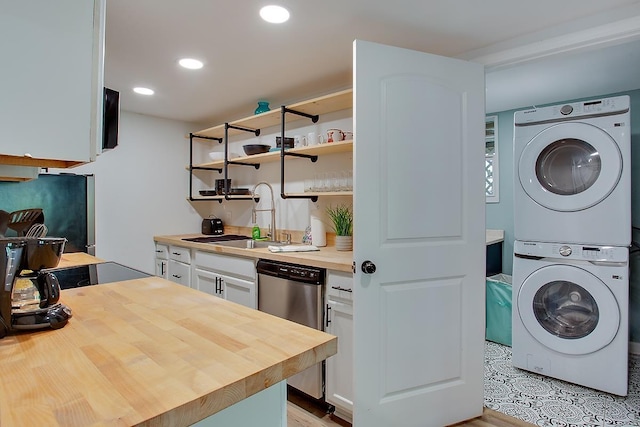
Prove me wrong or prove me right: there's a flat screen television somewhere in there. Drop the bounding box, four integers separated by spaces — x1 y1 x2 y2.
102 87 119 150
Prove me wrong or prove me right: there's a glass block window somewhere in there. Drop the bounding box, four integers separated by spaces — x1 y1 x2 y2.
485 116 499 203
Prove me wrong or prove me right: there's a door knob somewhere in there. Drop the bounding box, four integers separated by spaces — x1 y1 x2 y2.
361 260 376 274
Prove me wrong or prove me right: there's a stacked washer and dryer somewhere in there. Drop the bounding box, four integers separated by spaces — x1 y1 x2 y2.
512 95 631 396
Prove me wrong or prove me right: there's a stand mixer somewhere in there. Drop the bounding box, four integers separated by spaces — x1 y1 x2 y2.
0 237 71 339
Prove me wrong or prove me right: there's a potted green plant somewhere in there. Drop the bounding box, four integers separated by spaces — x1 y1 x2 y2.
326 204 353 251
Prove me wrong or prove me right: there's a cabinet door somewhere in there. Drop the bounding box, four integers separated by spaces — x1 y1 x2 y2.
221 274 256 309
168 260 190 287
326 297 354 421
155 259 168 280
0 0 105 165
194 268 224 298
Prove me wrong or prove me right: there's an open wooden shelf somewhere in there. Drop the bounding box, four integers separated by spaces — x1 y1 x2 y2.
290 191 353 197
194 89 353 139
195 140 353 169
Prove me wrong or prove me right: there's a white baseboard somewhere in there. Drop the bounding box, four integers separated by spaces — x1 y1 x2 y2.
629 341 640 355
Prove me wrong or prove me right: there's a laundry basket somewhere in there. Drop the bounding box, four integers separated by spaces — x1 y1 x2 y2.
485 273 512 346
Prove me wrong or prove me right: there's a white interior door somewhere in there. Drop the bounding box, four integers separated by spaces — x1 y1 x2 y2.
353 39 486 427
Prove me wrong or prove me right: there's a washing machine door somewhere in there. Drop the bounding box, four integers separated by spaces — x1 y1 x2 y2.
517 264 620 355
518 122 622 212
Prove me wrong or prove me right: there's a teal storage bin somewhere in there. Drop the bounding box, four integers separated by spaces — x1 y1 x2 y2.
485 274 512 346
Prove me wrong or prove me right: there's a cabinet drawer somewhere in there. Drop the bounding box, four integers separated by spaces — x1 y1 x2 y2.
169 245 191 264
194 250 255 281
168 260 190 287
155 243 169 260
327 270 353 301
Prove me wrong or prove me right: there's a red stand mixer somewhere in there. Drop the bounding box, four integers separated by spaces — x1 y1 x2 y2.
0 237 71 339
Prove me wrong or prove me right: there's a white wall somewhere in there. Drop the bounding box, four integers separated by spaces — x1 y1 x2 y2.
70 111 203 274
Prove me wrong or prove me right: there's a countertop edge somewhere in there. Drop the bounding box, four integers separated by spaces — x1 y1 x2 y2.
139 323 337 426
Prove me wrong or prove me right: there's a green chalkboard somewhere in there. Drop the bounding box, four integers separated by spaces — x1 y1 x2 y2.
0 174 91 252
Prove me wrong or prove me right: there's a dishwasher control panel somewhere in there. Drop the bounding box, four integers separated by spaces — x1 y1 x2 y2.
256 259 325 285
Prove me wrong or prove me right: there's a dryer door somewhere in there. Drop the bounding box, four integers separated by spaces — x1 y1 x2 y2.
518 122 622 212
517 264 620 355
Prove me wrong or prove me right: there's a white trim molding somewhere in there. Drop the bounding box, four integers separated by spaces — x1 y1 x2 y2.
461 13 640 71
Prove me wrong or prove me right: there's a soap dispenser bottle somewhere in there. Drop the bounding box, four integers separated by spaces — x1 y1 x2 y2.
252 223 261 239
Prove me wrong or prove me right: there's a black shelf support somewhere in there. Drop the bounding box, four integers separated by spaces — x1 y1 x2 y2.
189 133 224 202
282 107 319 123
279 106 320 200
224 123 262 201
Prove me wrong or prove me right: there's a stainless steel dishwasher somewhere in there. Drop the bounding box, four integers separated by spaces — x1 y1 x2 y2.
257 259 326 399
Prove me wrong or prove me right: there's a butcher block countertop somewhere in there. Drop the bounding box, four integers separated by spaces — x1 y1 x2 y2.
0 276 337 426
155 229 505 273
155 234 354 273
57 252 105 268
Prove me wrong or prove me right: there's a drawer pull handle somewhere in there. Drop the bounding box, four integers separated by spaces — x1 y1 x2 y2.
172 252 181 256
172 274 181 279
331 286 352 293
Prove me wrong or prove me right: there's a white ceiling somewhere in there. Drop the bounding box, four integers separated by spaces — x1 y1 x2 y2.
104 0 640 126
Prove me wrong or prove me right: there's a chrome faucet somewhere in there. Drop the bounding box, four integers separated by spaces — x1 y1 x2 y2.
251 182 276 241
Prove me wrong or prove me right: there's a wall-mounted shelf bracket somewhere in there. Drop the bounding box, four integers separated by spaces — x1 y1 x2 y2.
280 192 318 202
188 133 225 202
282 107 319 123
223 123 261 200
279 106 320 200
225 123 260 137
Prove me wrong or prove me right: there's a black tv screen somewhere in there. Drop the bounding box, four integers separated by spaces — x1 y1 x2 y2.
103 87 119 150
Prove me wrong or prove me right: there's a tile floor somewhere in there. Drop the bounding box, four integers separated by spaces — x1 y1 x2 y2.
484 341 640 426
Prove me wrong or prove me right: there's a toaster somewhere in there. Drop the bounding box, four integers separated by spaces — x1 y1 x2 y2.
202 217 224 235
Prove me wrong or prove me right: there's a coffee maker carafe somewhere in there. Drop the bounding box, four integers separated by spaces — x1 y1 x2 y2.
0 237 71 339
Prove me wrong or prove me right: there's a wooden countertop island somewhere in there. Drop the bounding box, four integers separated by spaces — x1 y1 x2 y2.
0 275 337 426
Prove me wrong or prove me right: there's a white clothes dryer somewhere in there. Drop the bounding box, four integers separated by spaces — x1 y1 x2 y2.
513 95 631 246
512 240 629 396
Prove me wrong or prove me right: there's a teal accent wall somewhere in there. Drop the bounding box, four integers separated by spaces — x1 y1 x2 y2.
0 174 90 252
486 88 640 342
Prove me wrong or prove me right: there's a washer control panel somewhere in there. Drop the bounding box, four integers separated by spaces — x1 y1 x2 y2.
514 240 628 262
558 245 572 256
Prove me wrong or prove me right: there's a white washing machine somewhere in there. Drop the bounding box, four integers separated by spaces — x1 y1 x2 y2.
512 240 629 396
513 95 631 246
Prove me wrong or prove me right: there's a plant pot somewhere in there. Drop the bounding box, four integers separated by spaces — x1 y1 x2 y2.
335 235 352 251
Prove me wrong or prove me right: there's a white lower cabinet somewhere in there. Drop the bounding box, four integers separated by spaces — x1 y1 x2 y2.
168 245 191 287
194 268 224 298
194 250 257 309
325 270 354 422
154 243 169 280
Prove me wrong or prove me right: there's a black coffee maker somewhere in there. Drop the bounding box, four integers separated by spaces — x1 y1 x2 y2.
0 237 71 339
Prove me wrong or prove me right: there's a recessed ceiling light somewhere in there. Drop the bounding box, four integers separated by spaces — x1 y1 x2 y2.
133 87 154 95
179 58 203 70
260 5 289 24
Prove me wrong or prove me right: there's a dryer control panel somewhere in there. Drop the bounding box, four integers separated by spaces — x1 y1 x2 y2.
514 95 630 125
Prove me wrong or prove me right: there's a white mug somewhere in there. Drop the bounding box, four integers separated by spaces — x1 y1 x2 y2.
308 131 322 146
294 134 307 147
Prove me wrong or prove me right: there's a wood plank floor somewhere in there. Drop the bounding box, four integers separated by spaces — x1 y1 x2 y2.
287 391 535 427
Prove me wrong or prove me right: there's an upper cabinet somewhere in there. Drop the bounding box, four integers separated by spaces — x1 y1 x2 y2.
0 0 105 169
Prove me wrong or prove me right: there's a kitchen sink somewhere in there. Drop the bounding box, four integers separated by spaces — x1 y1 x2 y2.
181 235 287 249
213 239 286 249
182 235 249 244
